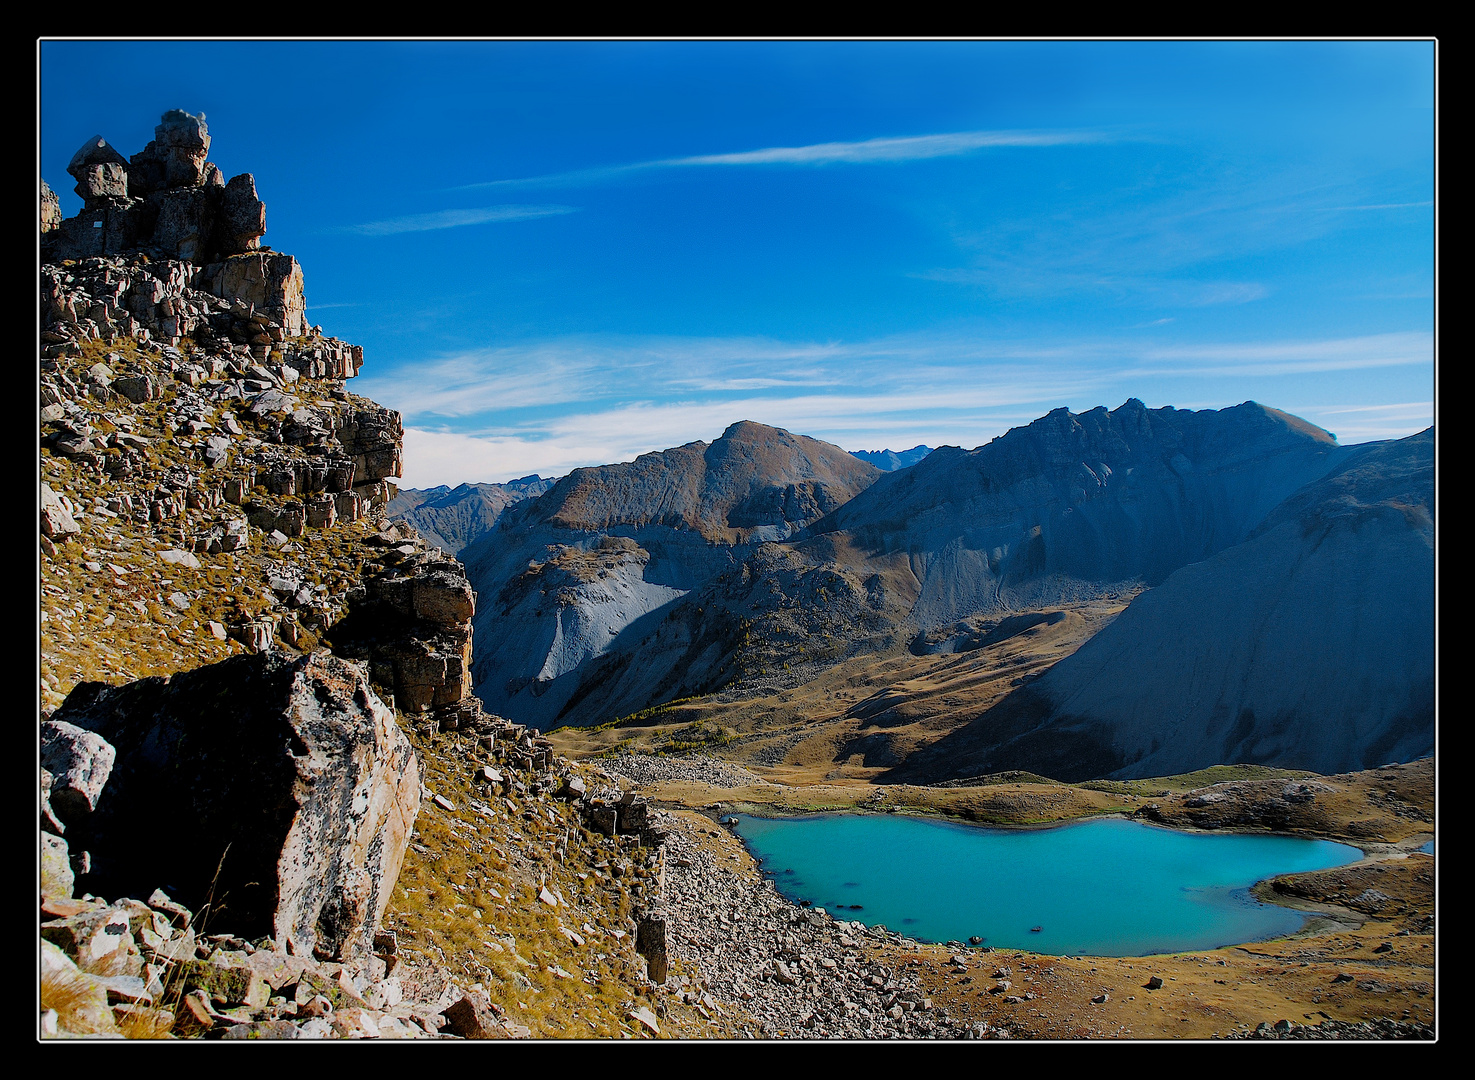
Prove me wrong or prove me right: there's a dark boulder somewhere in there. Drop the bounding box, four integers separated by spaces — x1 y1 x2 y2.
52 651 420 962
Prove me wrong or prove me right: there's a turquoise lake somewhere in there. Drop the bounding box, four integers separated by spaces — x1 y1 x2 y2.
732 814 1362 957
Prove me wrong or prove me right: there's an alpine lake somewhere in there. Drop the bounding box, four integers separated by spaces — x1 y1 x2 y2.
731 813 1362 956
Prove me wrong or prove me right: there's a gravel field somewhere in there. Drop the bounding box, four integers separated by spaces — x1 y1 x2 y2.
650 809 1005 1040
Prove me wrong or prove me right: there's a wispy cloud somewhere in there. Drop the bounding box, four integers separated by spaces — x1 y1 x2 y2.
340 204 577 236
918 268 1270 306
1124 331 1432 378
1283 401 1434 445
670 129 1109 167
458 129 1110 191
925 168 1423 304
368 328 1433 486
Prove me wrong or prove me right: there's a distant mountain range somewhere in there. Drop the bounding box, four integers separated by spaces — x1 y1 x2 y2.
849 445 933 471
387 475 554 554
391 402 1434 780
457 421 880 729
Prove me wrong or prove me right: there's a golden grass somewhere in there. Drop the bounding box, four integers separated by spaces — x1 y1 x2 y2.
382 725 738 1039
41 409 383 704
41 967 118 1037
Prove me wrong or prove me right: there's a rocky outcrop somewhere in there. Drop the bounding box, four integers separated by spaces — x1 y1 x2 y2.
39 720 116 824
43 110 308 340
40 252 325 361
331 524 482 722
51 651 420 962
41 178 62 233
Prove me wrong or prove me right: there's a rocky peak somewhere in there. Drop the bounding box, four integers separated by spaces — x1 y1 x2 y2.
531 420 880 543
44 110 303 331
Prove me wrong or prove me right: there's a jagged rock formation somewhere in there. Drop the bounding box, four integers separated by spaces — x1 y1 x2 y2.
388 475 554 555
51 652 420 961
330 525 478 719
849 445 933 471
463 422 880 727
37 112 523 1037
44 113 304 333
888 429 1435 783
37 117 483 732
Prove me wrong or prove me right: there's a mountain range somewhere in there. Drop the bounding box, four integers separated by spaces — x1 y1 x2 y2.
402 401 1434 780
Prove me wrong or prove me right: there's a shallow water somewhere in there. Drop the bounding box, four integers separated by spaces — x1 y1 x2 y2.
732 813 1361 956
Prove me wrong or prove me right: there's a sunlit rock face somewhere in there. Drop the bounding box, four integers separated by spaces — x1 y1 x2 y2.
52 651 420 962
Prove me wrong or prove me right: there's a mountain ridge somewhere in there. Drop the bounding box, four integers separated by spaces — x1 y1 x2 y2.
885 427 1434 783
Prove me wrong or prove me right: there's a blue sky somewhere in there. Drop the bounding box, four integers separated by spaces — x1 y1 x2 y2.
40 40 1435 488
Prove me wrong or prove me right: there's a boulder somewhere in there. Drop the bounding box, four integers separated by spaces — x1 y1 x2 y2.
67 136 131 204
41 939 118 1037
41 178 61 233
41 483 81 540
176 958 270 1010
51 651 420 962
219 173 267 255
617 791 649 834
222 1020 302 1040
210 252 306 338
112 375 156 404
131 109 212 190
40 767 65 835
39 720 116 823
635 914 668 984
411 572 475 624
41 831 74 900
442 993 502 1039
40 906 137 974
628 1006 660 1035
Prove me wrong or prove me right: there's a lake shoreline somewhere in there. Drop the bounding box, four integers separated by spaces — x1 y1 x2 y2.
602 753 1434 1038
